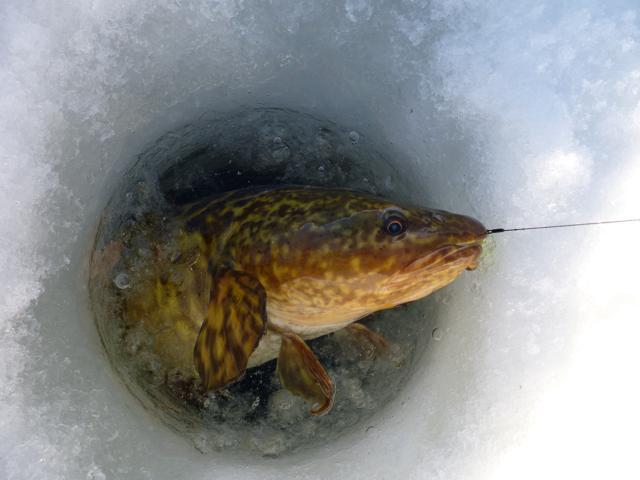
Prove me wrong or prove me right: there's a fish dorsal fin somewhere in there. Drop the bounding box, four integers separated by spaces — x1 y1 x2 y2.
277 332 335 416
194 268 267 391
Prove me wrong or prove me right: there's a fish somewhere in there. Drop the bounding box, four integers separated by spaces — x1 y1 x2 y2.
124 185 486 415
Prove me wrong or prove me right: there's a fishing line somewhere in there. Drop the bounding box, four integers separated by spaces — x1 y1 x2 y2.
486 218 640 235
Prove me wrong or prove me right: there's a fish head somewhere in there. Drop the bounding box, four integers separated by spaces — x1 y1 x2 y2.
246 188 486 314
371 204 486 305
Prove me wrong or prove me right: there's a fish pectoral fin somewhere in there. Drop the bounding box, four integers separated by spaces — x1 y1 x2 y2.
346 322 390 354
194 268 267 391
276 332 335 416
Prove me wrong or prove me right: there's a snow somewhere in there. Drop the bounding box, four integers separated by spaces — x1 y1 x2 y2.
1 0 639 479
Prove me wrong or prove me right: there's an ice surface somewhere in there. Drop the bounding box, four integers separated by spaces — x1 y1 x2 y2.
1 0 640 479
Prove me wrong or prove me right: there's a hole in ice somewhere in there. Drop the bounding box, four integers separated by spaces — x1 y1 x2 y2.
89 108 439 456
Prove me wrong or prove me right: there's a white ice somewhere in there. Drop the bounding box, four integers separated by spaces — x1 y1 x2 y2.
1 1 640 479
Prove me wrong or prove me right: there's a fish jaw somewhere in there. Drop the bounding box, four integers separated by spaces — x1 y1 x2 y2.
393 243 483 278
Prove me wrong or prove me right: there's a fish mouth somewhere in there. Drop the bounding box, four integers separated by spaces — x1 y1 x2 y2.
406 242 483 274
459 244 483 270
448 231 486 272
385 241 483 289
423 213 486 271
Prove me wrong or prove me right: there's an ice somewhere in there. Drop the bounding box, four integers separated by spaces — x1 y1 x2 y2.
431 328 443 341
113 273 131 290
2 0 640 479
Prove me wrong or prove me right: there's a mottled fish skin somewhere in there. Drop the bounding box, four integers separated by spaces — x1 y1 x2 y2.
126 185 486 376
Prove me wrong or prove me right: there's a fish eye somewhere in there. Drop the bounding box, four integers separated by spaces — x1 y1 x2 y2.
383 214 407 236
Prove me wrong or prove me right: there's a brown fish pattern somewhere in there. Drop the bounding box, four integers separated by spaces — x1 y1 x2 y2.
125 185 486 415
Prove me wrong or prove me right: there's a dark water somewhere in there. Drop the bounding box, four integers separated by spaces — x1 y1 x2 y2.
89 108 437 456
